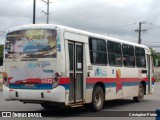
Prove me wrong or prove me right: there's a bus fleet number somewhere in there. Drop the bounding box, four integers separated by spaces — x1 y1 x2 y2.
41 78 53 84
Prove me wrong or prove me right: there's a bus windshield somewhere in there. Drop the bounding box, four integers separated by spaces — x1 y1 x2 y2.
5 29 57 59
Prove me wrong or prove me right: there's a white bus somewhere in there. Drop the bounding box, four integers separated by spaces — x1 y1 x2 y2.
3 24 155 111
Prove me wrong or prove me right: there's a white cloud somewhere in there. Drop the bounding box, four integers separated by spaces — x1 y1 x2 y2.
0 0 159 46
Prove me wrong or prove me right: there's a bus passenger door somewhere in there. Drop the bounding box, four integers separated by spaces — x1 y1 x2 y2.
68 41 83 103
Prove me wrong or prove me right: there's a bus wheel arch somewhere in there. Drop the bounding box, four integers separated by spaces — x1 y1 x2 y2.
140 81 146 95
133 81 146 102
94 82 105 96
91 82 105 111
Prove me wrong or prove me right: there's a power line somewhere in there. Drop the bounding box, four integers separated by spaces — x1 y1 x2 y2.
149 23 160 27
48 0 67 4
81 23 137 30
140 23 160 32
0 0 46 30
53 0 125 14
147 28 160 31
144 22 160 31
0 0 125 30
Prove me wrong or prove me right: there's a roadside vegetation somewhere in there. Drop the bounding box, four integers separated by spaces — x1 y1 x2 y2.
150 48 160 81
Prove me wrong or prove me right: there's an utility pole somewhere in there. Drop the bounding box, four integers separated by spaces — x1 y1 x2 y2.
42 0 52 24
135 22 147 44
33 0 36 24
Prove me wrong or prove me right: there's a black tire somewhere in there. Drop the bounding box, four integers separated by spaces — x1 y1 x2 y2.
41 103 59 110
133 83 144 102
91 86 104 112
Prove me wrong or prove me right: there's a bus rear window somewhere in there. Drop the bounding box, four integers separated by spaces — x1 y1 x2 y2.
5 29 57 59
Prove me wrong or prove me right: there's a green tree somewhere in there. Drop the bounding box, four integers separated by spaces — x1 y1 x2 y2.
150 48 160 66
150 48 157 66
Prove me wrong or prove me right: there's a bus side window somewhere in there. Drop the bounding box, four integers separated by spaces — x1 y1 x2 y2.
135 47 146 68
108 41 122 66
89 38 107 65
122 44 135 67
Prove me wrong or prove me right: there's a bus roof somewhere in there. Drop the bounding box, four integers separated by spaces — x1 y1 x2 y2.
7 24 150 50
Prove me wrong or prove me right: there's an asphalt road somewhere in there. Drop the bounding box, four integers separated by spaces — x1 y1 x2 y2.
0 82 160 120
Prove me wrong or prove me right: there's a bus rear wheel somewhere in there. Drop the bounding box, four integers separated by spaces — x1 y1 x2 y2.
133 83 144 102
91 86 104 112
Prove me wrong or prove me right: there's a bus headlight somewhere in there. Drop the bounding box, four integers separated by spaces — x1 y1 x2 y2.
52 72 61 88
3 73 9 87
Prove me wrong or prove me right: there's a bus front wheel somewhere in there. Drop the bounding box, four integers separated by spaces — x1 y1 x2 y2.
91 86 104 112
133 83 144 102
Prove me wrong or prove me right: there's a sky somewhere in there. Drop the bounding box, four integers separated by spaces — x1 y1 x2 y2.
0 0 160 50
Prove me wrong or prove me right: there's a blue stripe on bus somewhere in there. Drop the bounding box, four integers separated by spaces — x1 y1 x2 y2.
122 82 139 86
86 82 155 89
86 82 140 89
146 82 154 85
9 84 70 90
87 83 115 89
9 84 53 90
9 82 154 90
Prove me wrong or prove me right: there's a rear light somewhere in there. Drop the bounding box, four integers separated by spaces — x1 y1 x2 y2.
3 73 9 87
52 72 61 88
55 72 61 77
